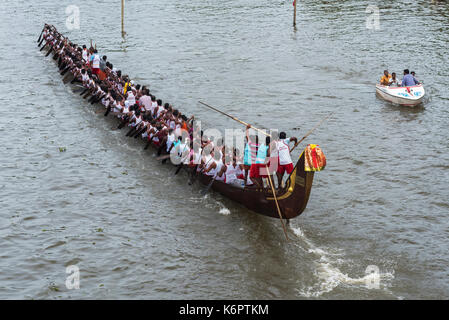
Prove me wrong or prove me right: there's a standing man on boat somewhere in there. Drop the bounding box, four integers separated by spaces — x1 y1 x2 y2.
90 49 101 75
401 69 419 87
99 55 107 71
250 136 270 188
275 132 298 189
244 125 259 187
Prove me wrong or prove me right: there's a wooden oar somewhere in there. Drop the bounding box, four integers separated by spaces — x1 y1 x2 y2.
45 47 53 57
156 154 171 161
60 66 71 76
79 87 89 96
63 73 74 84
198 101 270 137
174 143 192 175
265 164 289 241
290 111 334 153
201 175 217 196
144 136 154 150
190 156 213 185
70 77 82 85
104 105 112 117
37 26 45 43
91 94 106 105
188 165 198 185
125 126 135 136
174 164 183 175
82 91 91 99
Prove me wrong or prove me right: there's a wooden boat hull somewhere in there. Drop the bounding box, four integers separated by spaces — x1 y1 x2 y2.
376 84 425 106
197 153 315 219
43 46 316 220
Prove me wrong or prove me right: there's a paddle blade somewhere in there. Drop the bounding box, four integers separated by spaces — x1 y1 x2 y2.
63 74 73 84
104 106 111 117
174 164 183 175
201 177 215 195
156 154 171 161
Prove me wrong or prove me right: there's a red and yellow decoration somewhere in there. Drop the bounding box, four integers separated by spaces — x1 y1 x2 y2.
304 144 326 172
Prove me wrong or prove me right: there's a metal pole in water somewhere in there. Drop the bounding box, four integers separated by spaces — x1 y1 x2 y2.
293 0 297 27
121 0 125 38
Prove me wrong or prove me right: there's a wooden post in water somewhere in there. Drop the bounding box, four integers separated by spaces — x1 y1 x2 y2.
293 0 297 27
121 0 125 38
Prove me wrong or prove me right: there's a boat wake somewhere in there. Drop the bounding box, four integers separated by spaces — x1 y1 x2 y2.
218 207 231 215
290 226 395 298
189 195 231 216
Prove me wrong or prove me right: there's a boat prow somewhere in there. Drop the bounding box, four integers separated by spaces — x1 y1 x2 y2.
197 151 315 219
376 84 425 106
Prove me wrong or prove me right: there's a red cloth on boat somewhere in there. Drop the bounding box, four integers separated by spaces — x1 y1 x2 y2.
277 162 294 175
250 163 262 178
97 69 107 81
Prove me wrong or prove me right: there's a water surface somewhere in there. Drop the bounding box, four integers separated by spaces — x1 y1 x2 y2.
0 0 448 299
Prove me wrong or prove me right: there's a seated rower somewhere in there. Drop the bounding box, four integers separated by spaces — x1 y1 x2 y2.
224 152 244 187
176 137 192 165
151 125 165 148
190 141 202 167
125 89 136 106
139 88 152 113
380 70 391 86
143 120 157 141
198 143 214 173
163 128 176 154
203 151 224 179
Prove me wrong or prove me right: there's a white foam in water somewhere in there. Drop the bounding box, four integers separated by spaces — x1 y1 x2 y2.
219 207 231 215
291 226 395 298
292 226 304 237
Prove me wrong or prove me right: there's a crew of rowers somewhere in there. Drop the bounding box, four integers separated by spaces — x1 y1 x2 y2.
380 69 420 87
40 24 299 190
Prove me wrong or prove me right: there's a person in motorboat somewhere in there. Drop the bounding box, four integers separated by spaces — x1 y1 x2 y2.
401 69 419 87
388 72 400 87
380 70 391 86
411 71 420 85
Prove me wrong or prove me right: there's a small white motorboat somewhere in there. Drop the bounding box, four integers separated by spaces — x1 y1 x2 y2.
376 84 425 106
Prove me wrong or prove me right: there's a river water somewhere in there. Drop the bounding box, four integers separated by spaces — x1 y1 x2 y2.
0 0 448 299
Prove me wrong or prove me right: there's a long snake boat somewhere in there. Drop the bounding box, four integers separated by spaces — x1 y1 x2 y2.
38 25 326 221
